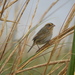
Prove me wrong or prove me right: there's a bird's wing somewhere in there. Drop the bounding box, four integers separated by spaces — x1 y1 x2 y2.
33 28 49 41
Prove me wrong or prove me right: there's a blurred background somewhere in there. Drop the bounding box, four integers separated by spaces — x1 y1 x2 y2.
0 0 75 75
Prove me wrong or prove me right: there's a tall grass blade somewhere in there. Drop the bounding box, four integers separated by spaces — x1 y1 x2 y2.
67 25 75 75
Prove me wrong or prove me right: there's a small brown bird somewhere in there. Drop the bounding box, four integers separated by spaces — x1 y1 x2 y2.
28 23 55 52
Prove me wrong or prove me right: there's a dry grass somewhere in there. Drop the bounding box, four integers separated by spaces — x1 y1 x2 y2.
0 0 75 75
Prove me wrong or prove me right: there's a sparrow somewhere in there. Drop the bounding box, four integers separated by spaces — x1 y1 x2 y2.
28 23 55 52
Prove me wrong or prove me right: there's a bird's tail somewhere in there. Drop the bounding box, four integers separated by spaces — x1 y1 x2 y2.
27 43 35 53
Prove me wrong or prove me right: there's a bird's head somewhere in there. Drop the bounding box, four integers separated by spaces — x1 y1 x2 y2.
45 23 55 29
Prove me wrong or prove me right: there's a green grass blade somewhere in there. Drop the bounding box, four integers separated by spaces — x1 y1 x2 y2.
67 26 75 75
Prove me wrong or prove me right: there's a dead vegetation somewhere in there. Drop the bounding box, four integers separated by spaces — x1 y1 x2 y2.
0 0 75 75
